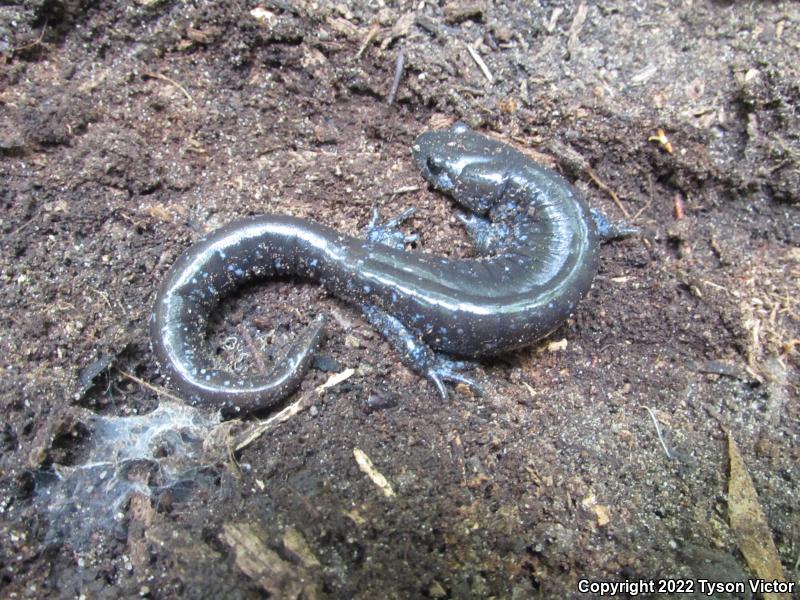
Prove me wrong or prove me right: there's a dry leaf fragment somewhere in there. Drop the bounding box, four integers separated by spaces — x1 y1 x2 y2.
581 492 611 526
186 27 218 44
380 12 415 50
592 504 611 526
498 97 518 113
344 508 367 526
536 338 567 353
648 128 673 153
250 7 276 24
727 433 790 600
282 527 320 568
147 204 172 221
429 580 448 598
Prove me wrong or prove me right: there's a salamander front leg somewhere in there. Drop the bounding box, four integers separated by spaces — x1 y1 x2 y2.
456 212 511 255
589 207 639 241
364 207 419 250
360 305 483 400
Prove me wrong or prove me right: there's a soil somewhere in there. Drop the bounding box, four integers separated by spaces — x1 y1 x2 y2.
1 1 798 598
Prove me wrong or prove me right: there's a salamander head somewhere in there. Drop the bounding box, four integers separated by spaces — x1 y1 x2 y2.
412 123 510 215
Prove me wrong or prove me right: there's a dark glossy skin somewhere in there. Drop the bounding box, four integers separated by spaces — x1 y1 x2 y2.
151 123 604 415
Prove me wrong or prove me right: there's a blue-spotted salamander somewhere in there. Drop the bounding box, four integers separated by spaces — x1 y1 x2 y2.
151 123 632 415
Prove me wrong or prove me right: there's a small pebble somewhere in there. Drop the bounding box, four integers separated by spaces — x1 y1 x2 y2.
313 354 342 372
365 389 400 412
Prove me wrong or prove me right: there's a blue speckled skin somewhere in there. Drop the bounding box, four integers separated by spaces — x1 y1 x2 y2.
151 123 604 414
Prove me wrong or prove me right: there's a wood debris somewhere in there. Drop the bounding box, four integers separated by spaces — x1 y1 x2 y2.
315 367 354 394
567 3 588 57
728 433 790 600
444 2 485 24
353 448 395 498
221 523 318 599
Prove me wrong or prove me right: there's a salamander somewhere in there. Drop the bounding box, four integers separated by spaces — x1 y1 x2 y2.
151 123 631 415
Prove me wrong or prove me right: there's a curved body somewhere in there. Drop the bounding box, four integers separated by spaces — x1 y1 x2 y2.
151 124 602 413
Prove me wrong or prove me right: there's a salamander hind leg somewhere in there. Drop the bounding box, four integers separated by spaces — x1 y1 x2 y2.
364 207 419 250
361 305 483 400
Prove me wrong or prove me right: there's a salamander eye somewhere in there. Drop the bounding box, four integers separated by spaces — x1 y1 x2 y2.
426 155 454 190
427 155 446 175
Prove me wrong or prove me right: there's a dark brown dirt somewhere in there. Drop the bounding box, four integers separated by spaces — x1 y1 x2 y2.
1 1 798 598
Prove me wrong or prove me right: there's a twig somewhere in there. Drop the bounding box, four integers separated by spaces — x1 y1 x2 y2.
585 167 630 219
355 22 380 59
545 7 564 33
87 287 113 310
11 20 47 54
142 70 194 104
631 200 652 222
451 84 486 97
388 185 420 197
6 212 39 238
700 279 730 294
353 448 395 498
631 173 654 221
387 50 405 105
234 393 310 452
645 406 673 459
316 368 354 394
117 368 186 403
465 43 494 84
